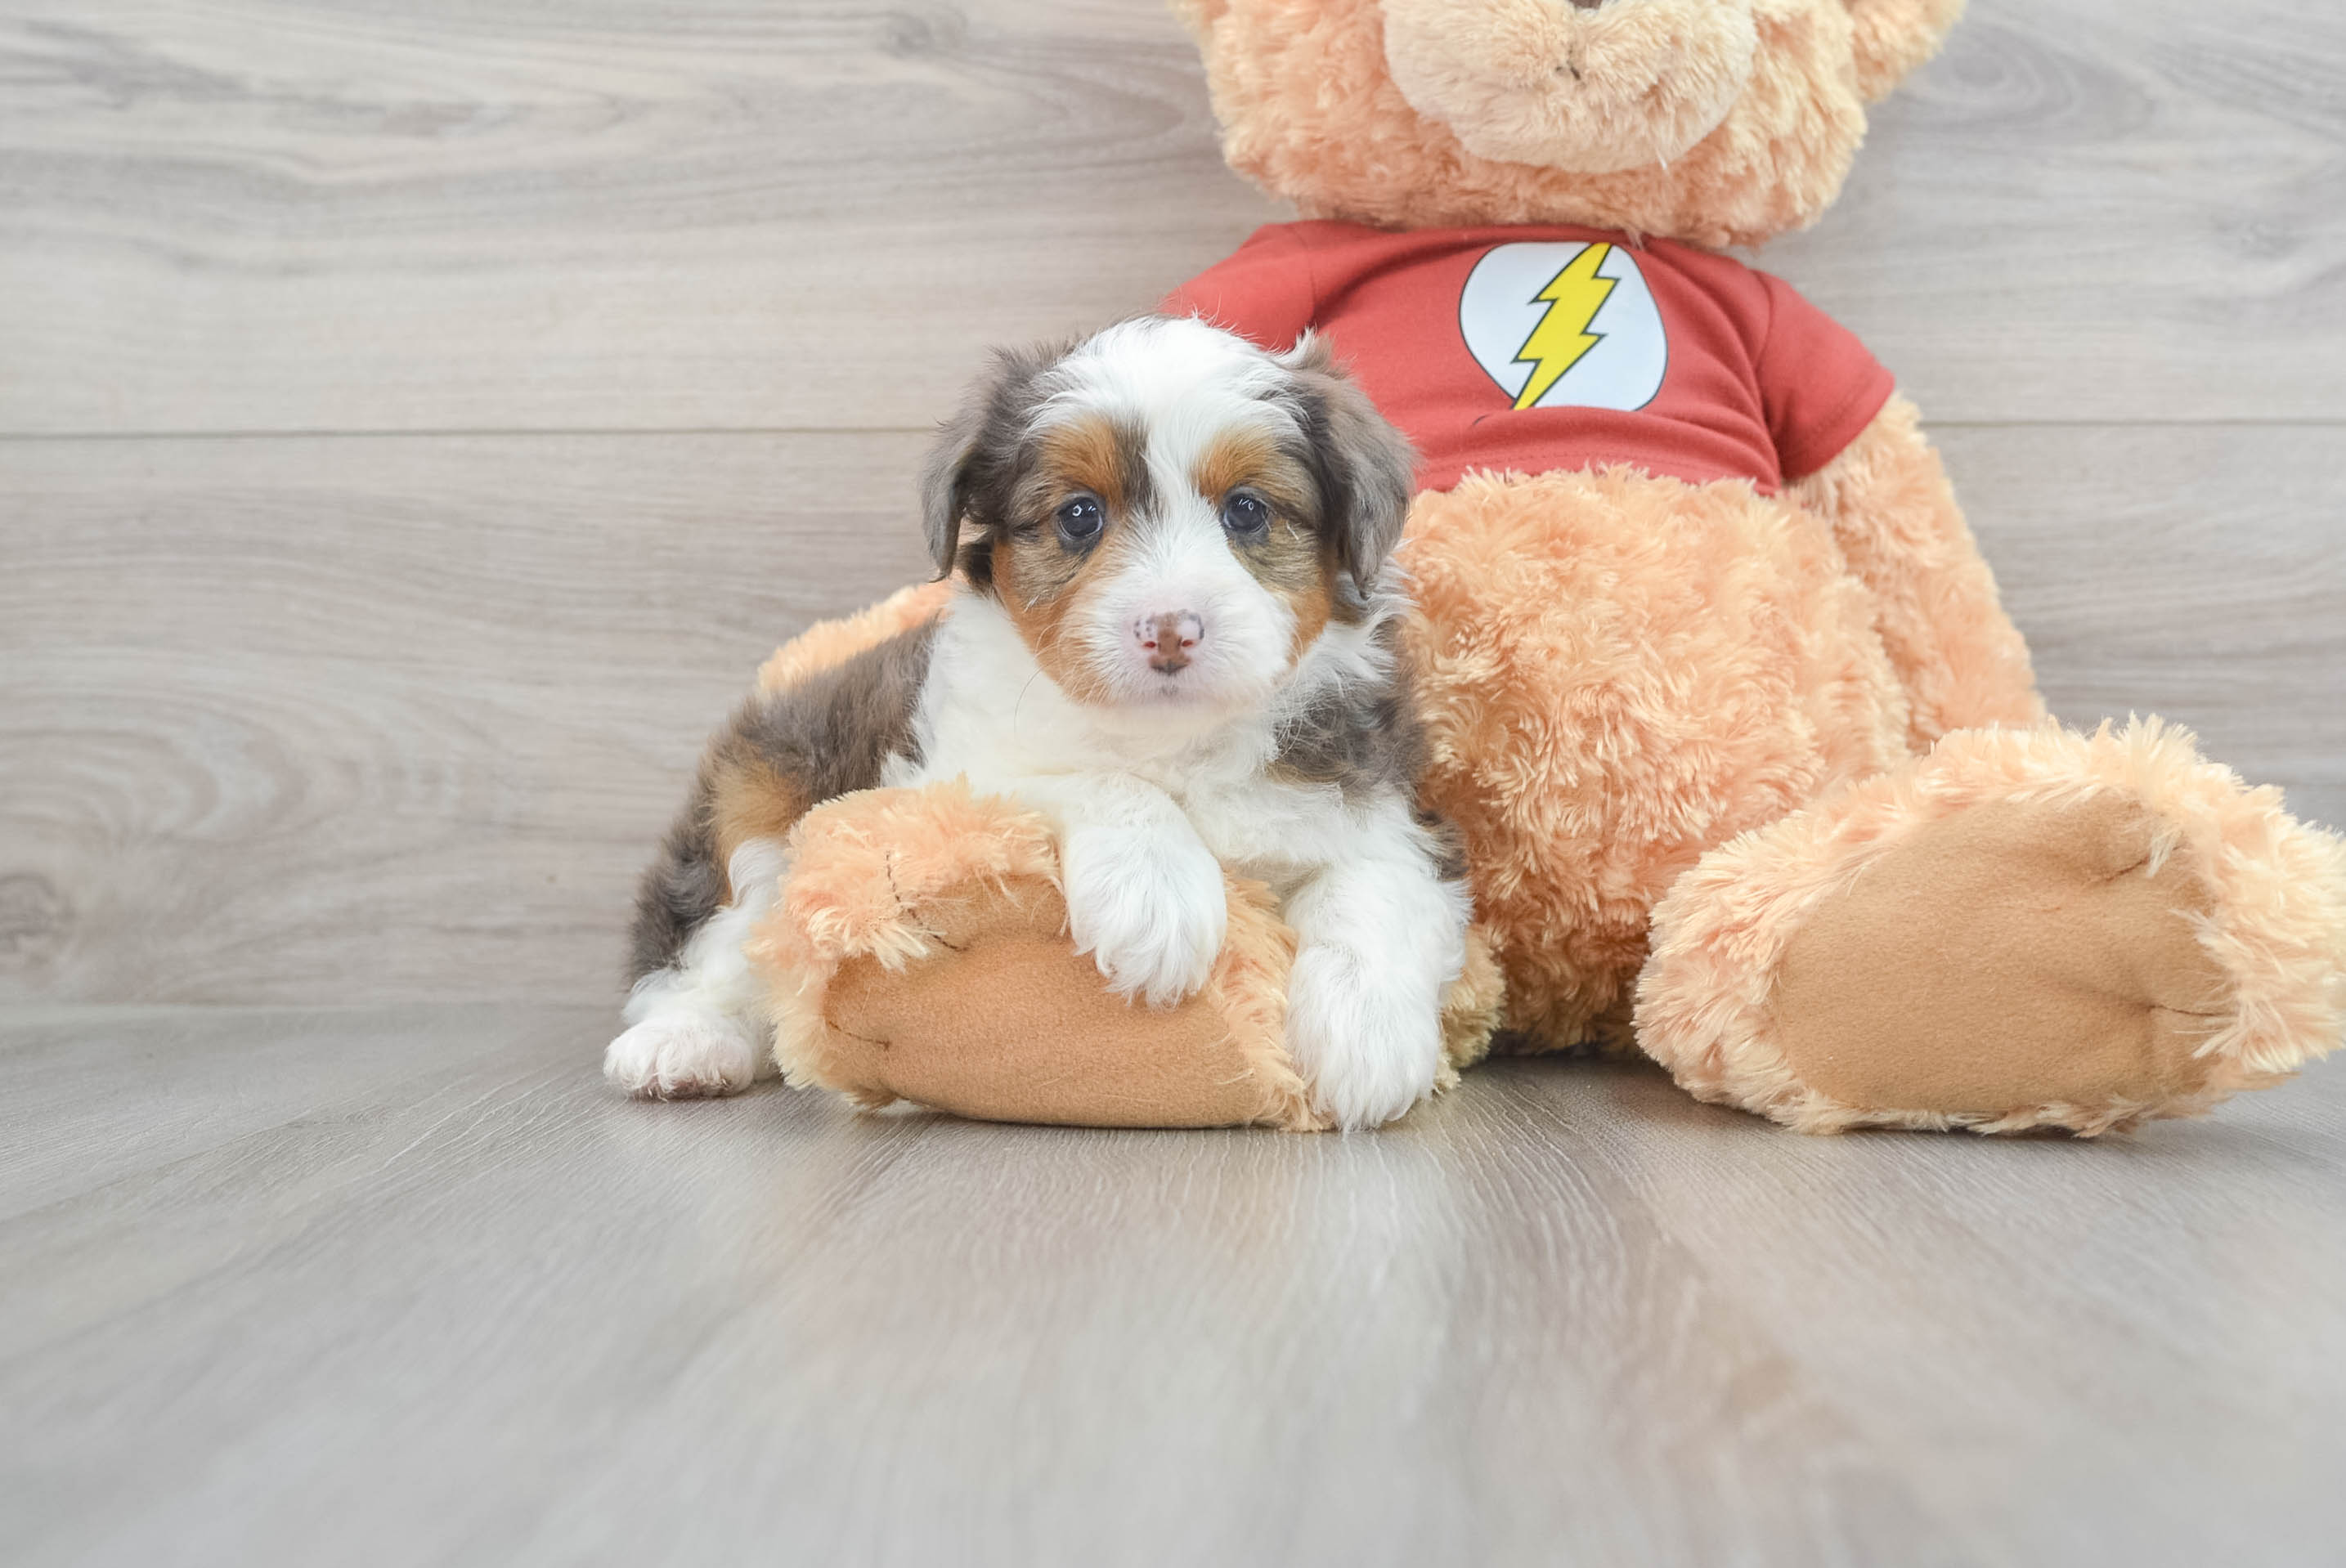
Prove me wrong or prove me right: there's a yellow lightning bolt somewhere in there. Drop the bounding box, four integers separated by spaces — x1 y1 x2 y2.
1512 243 1617 411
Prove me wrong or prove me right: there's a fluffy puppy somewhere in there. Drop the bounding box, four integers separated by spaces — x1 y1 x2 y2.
605 316 1474 1129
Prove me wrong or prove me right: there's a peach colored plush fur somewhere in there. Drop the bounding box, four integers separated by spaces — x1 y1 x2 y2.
1399 464 1914 1048
756 580 953 696
1177 0 1876 246
1786 396 2044 747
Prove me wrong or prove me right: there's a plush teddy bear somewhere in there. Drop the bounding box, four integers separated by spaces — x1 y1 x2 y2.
745 0 2345 1134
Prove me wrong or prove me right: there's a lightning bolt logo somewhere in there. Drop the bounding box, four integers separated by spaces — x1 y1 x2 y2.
1511 243 1617 411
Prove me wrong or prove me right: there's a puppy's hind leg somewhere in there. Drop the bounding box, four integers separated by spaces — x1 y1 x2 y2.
608 616 934 1097
605 833 790 1100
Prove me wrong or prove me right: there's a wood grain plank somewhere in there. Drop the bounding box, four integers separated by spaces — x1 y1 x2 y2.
1541 1055 2346 1566
2 0 2342 435
0 0 1271 436
3 423 2338 1006
0 1002 572 1219
1939 422 2346 831
2 1005 2340 1566
1774 0 2346 421
0 431 937 1006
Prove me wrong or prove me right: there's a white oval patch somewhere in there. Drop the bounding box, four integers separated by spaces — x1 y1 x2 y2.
1458 241 1668 414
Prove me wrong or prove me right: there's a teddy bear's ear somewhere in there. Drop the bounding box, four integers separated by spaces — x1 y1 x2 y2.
1841 0 1965 102
1167 0 1231 43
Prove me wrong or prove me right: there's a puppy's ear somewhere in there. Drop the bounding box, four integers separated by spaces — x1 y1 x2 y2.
919 346 1054 582
919 403 983 581
1283 334 1418 594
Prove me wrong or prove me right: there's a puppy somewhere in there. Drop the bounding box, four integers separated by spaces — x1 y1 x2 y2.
604 316 1473 1129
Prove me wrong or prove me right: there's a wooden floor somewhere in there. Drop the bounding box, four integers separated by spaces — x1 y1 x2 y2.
4 0 2344 1561
7 1006 2346 1566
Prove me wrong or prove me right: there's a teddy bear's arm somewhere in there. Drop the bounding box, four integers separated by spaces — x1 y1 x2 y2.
1787 394 2043 749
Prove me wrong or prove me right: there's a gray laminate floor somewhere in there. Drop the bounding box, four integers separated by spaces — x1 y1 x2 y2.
6 1006 2344 1566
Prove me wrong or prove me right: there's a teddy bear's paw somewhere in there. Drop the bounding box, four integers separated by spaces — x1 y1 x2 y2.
603 1011 767 1100
1640 720 2346 1134
1062 822 1228 1009
1286 944 1445 1131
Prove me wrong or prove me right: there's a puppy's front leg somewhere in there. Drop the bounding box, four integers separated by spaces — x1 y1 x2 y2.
1284 822 1472 1131
1012 774 1227 1008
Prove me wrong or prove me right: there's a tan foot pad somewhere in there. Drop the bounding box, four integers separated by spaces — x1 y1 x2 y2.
1771 794 2232 1117
823 890 1294 1130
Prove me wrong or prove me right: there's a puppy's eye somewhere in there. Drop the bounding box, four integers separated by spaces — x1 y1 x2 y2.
1221 491 1271 538
1055 495 1105 547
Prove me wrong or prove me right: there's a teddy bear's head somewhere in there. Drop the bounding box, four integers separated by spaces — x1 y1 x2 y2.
1175 0 1962 248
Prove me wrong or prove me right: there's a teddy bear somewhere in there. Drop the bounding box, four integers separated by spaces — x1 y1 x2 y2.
739 0 2345 1134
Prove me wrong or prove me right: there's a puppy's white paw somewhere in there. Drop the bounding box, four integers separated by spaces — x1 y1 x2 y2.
603 1012 765 1100
1061 825 1227 1008
1285 944 1443 1130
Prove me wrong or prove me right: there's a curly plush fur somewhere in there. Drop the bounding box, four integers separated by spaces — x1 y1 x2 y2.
1175 0 1894 246
1400 464 1913 1046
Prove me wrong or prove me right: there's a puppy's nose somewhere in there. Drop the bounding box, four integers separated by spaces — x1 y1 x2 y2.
1135 611 1204 675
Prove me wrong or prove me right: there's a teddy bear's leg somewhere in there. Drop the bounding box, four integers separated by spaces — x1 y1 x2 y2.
1635 721 2346 1134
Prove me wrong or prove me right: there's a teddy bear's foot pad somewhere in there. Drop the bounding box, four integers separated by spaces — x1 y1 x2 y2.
820 919 1288 1130
1770 793 2230 1120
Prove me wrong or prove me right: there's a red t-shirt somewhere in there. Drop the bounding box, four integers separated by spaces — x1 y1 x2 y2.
1166 221 1894 495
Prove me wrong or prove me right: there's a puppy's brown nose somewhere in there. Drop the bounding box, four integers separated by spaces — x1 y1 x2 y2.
1136 612 1203 675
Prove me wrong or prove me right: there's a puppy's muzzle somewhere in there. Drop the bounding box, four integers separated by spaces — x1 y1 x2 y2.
1135 611 1204 676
